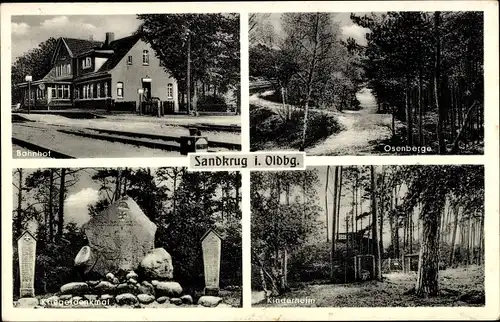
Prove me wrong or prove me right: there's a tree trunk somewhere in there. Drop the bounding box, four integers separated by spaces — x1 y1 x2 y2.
434 12 445 154
448 205 459 266
336 167 343 241
370 165 382 280
49 169 55 242
16 169 23 236
186 31 191 114
300 13 320 151
415 183 447 297
330 166 339 280
405 78 413 146
57 168 66 241
325 166 330 242
394 186 400 258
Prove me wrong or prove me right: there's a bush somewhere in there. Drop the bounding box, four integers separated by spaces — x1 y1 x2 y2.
250 106 344 151
197 95 228 112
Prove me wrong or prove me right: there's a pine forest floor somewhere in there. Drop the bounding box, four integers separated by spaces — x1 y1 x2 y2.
253 265 484 307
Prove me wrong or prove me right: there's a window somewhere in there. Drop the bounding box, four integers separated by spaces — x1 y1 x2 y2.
142 50 149 65
51 87 56 98
90 83 94 98
63 85 70 99
167 83 173 98
75 88 79 99
83 85 88 99
127 55 133 65
104 83 108 97
83 57 92 69
67 64 71 75
97 83 101 98
57 85 63 98
117 82 123 98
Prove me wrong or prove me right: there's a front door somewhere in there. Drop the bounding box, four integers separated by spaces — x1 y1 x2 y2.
142 80 151 100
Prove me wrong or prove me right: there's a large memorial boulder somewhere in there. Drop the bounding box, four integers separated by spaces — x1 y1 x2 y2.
78 196 157 276
139 248 174 280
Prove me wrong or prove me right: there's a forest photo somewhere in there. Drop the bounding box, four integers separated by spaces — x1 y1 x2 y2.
251 165 484 307
249 12 484 155
13 167 241 308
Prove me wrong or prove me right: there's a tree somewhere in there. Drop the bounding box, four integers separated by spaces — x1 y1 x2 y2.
280 13 342 150
251 170 321 294
401 165 483 296
370 166 382 280
11 37 58 104
138 14 240 111
353 12 483 154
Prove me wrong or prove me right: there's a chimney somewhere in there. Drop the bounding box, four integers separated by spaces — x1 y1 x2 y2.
105 32 115 45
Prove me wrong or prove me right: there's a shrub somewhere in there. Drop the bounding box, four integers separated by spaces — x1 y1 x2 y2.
250 106 344 151
197 95 228 112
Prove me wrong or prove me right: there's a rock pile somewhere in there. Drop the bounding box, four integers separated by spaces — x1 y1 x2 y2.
28 248 228 308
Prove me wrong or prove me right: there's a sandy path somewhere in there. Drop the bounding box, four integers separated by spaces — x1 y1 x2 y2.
250 88 396 155
308 88 395 156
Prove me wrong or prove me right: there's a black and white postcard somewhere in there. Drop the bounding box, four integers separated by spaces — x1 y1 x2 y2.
1 1 498 322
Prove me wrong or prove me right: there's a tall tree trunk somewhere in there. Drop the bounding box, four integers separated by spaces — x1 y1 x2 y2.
186 31 191 114
394 185 400 258
325 166 330 242
330 166 339 280
448 204 459 267
336 167 343 241
434 11 445 154
405 77 413 146
16 169 23 236
48 169 55 242
415 182 447 297
370 166 382 280
300 13 320 151
57 168 66 242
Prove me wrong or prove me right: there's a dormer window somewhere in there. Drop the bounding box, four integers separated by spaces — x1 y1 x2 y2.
82 57 92 69
127 55 133 65
142 50 149 65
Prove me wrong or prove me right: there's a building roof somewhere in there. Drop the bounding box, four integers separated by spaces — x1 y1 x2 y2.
62 38 103 57
72 34 140 82
97 34 141 72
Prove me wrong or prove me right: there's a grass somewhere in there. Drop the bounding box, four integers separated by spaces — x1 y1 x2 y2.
254 265 484 307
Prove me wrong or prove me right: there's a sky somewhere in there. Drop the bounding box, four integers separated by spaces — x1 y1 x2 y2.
258 12 371 46
11 15 141 60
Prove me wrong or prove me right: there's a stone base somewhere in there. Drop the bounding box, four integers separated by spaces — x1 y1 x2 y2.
20 288 35 298
204 287 220 296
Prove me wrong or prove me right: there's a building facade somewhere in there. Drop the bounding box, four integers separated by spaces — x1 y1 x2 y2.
16 32 179 112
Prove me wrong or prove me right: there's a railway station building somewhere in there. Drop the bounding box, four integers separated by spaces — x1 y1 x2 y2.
15 32 179 113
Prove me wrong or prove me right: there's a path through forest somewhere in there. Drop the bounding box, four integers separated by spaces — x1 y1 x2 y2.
308 88 396 155
250 88 398 155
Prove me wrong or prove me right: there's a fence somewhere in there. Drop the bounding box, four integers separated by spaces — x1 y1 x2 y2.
353 255 375 281
381 258 404 273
